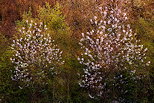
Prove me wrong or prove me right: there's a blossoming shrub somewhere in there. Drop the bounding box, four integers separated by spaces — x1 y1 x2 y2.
0 34 28 103
11 20 64 88
78 0 150 102
13 3 80 102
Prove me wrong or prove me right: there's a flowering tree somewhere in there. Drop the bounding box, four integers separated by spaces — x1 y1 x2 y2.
10 20 64 88
78 0 150 101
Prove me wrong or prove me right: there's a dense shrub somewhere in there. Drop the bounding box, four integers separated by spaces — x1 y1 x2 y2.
11 20 64 88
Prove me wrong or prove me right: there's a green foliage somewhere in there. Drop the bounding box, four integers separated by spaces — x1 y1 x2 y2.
134 18 154 103
38 2 67 31
114 70 138 102
0 35 21 103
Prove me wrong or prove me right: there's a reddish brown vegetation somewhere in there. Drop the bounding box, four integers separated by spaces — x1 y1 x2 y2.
0 0 56 37
0 0 153 37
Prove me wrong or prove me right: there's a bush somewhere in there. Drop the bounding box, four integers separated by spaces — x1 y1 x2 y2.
11 20 64 88
77 0 150 102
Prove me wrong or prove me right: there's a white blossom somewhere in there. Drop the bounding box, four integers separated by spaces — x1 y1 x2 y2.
78 0 149 99
11 20 64 88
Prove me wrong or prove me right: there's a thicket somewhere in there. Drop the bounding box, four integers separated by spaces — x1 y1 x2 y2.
0 0 154 103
